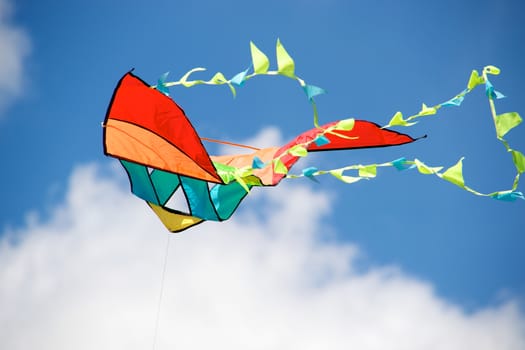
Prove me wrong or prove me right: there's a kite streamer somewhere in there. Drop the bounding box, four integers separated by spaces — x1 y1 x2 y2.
103 40 524 232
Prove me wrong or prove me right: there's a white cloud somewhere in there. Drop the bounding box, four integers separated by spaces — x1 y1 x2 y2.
0 0 30 116
0 162 524 350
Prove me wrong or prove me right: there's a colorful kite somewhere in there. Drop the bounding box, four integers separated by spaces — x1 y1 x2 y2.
103 40 524 232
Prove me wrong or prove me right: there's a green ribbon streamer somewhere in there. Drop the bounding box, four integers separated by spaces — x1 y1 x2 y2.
152 41 523 202
155 39 325 128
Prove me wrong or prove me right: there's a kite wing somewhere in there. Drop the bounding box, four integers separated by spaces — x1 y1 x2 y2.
270 119 418 185
103 72 222 183
103 72 228 232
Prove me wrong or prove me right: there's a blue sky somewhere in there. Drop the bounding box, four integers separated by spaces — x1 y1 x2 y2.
1 0 525 348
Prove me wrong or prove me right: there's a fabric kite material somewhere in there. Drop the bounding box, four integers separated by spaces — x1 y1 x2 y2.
104 72 417 231
103 40 524 232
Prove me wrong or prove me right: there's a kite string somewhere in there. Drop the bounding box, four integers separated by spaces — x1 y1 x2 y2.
200 137 261 151
152 234 171 350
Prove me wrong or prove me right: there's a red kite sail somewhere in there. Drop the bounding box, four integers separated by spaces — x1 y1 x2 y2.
104 73 222 183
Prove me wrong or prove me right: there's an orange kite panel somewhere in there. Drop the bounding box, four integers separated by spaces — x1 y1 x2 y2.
105 119 222 183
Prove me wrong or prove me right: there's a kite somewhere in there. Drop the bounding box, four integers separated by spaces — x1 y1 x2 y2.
103 40 524 232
